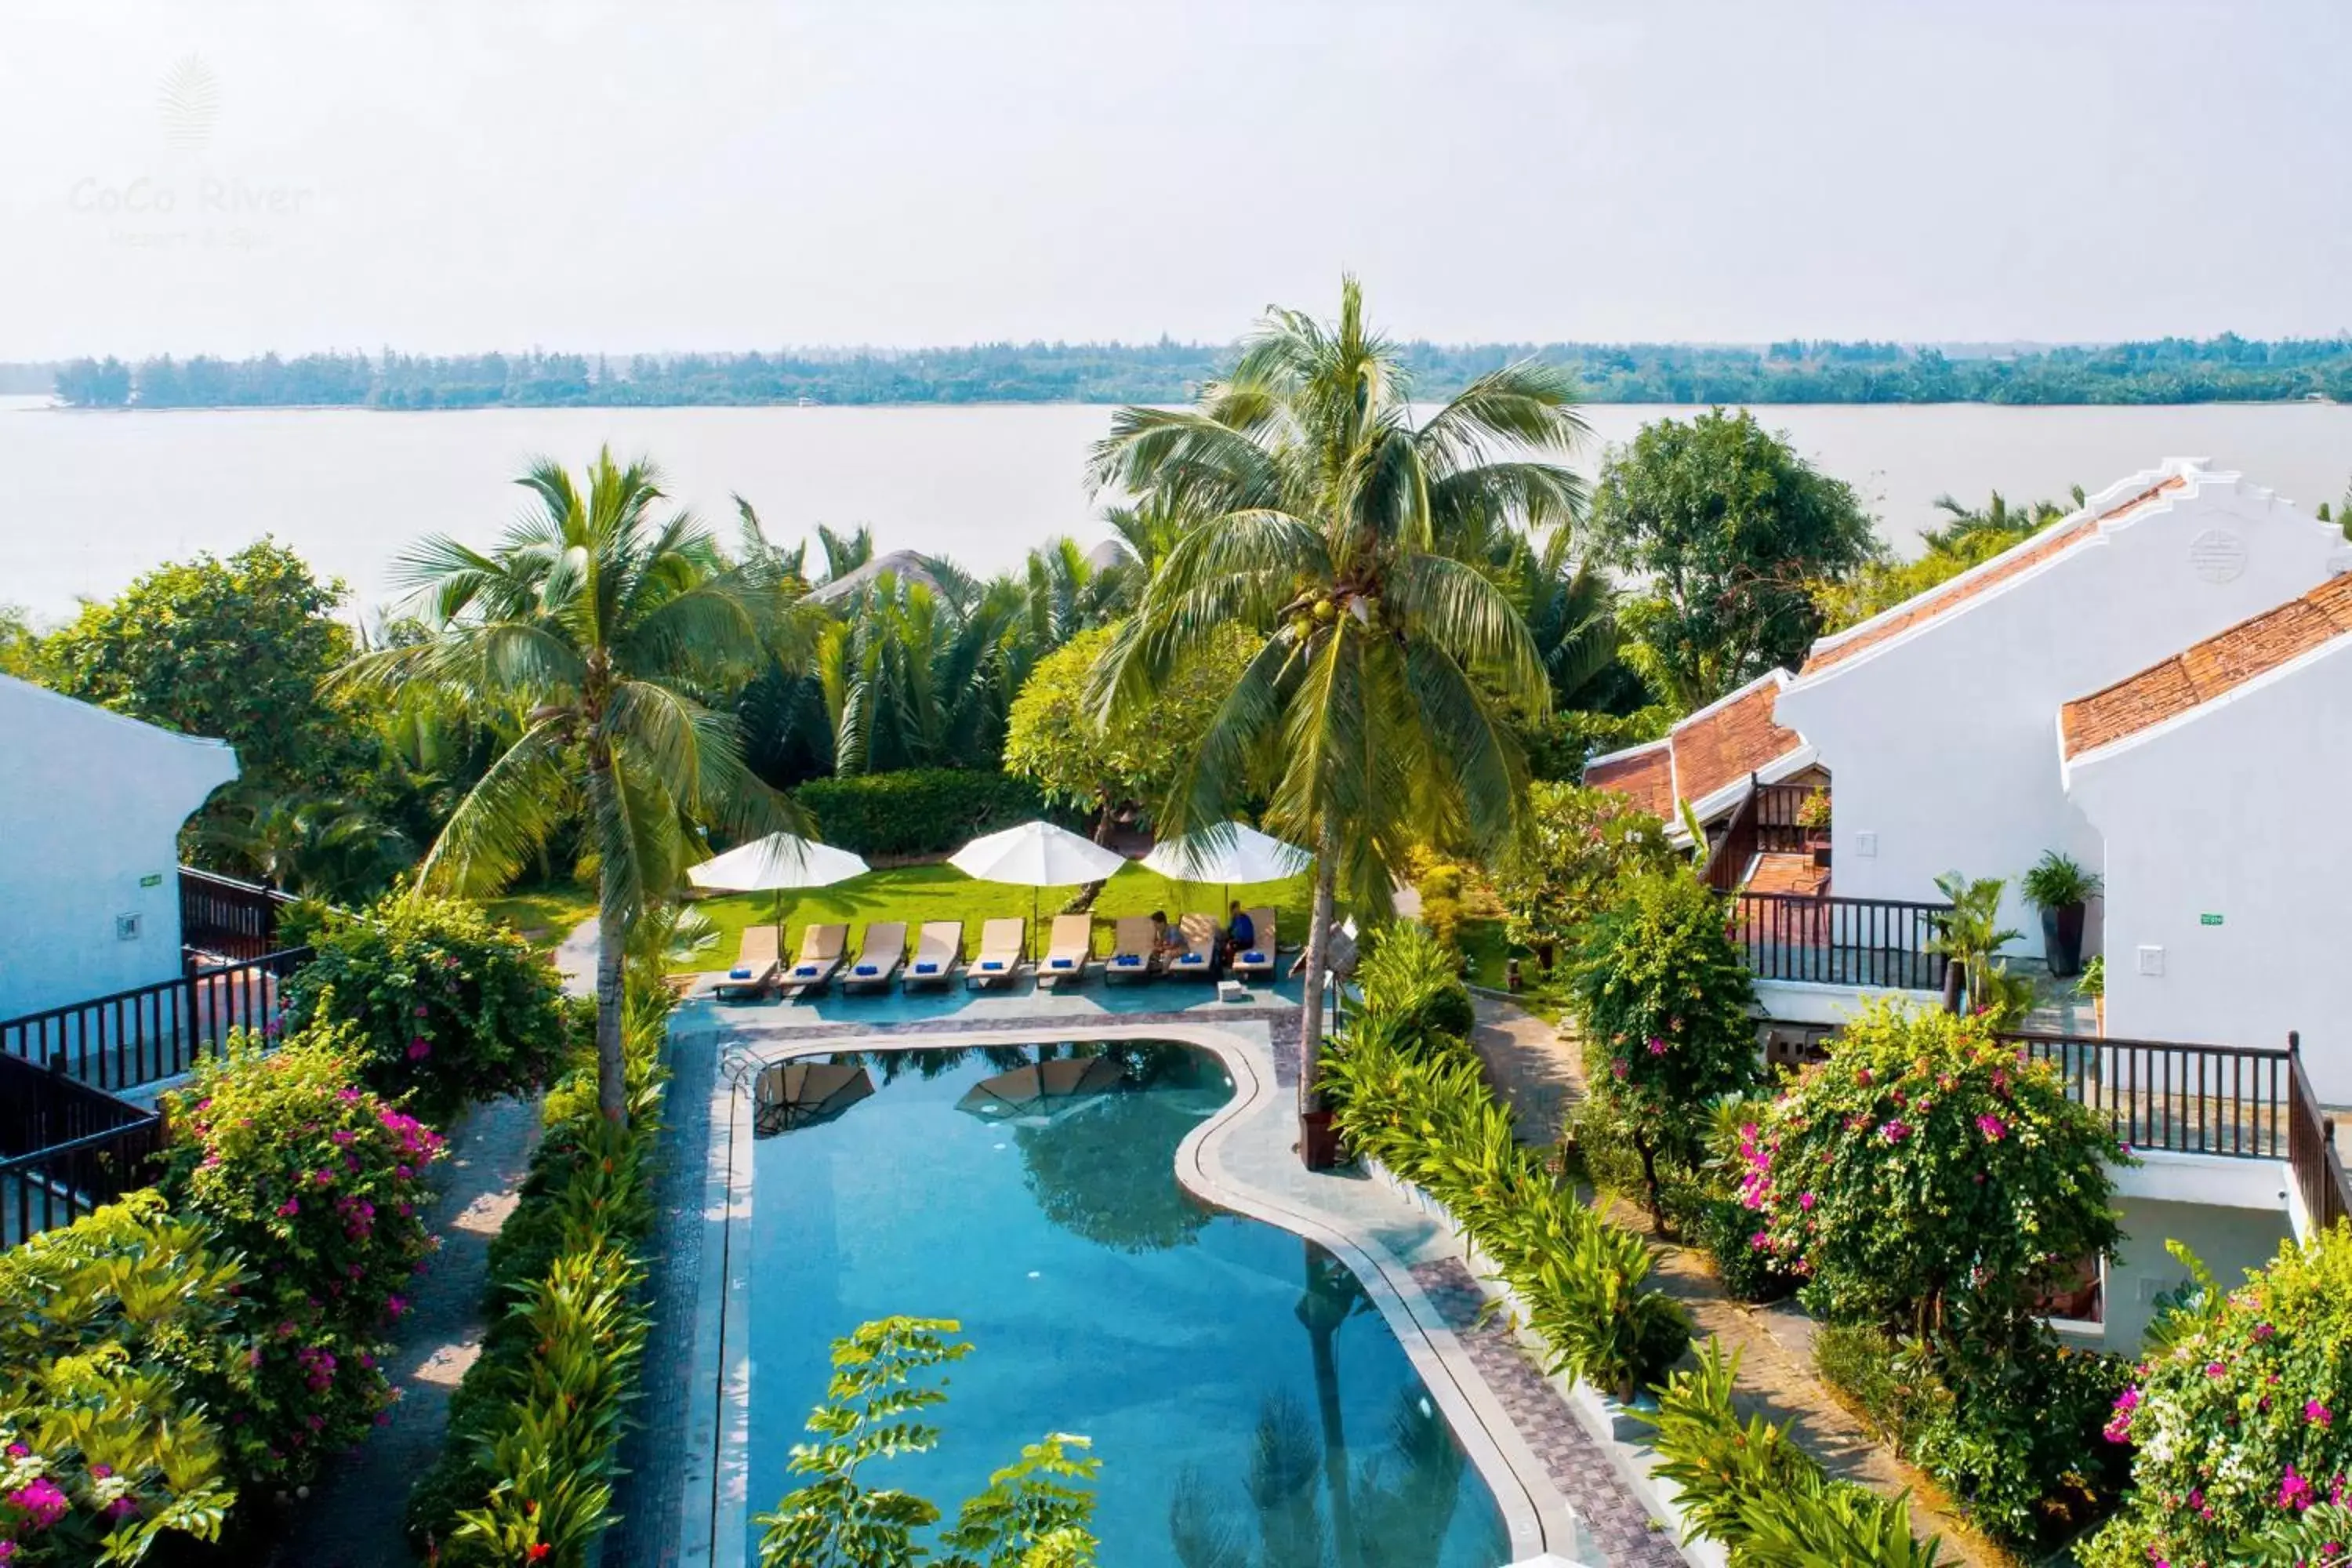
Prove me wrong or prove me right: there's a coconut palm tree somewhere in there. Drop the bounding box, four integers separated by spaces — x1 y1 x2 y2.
1089 279 1580 1159
343 448 799 1124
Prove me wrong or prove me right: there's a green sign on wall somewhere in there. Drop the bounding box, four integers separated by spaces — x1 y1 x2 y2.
2198 913 2223 927
140 873 163 888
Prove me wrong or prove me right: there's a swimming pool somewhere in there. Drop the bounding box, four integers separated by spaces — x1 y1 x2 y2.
742 1039 1513 1566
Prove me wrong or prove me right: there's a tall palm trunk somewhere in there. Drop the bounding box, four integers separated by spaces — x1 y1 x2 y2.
1298 818 1340 1120
594 906 628 1126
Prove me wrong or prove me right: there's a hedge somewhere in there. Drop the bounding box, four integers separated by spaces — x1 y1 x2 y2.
404 991 670 1567
791 768 1053 859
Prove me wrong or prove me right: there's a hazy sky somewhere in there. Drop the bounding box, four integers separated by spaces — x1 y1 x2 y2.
2 0 2347 359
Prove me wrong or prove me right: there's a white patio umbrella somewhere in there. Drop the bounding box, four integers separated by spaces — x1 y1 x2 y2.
688 832 870 923
947 820 1127 955
1142 820 1313 921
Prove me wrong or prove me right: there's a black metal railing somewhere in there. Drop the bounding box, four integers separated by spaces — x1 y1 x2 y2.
180 866 297 962
2003 1030 2296 1159
0 1055 163 1247
1731 892 1949 991
0 948 310 1091
2288 1036 2352 1231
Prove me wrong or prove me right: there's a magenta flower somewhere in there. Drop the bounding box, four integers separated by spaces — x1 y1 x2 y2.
406 1037 431 1061
5 1443 27 1458
277 1197 301 1218
2308 1399 2333 1428
7 1475 69 1529
1975 1112 2008 1141
106 1496 139 1520
86 1463 112 1480
1798 1191 1817 1211
2281 1464 2316 1511
1748 1231 1772 1250
1879 1119 1911 1144
1646 1036 1668 1055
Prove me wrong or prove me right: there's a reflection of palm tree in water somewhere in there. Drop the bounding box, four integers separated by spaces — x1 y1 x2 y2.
1012 1044 1225 1253
1170 1241 1501 1568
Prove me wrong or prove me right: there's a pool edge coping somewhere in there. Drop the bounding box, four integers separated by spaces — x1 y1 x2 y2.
678 1014 1590 1567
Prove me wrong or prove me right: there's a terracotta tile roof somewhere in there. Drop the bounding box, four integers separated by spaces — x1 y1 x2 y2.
1584 675 1807 820
1802 475 2189 676
1583 742 1674 819
1672 679 1805 804
2061 572 2352 758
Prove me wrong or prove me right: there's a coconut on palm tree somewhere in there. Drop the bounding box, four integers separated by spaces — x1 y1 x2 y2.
1089 278 1581 1163
344 448 801 1124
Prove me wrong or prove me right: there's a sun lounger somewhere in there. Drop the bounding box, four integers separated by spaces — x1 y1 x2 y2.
902 921 964 991
1104 916 1158 984
1168 913 1220 978
1228 908 1279 982
782 923 848 995
1037 914 1094 987
713 924 782 1000
964 918 1029 990
841 922 908 993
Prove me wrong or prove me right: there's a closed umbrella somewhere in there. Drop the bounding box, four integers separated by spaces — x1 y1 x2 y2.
948 821 1127 956
688 832 870 924
1141 820 1312 916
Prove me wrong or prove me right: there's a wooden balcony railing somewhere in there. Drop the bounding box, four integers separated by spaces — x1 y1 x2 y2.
1730 891 1950 992
0 947 310 1092
180 866 298 963
0 1054 162 1247
2003 1031 2298 1159
2287 1035 2352 1232
1751 782 1824 855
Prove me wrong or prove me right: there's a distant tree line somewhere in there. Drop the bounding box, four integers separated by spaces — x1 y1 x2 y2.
37 332 2352 409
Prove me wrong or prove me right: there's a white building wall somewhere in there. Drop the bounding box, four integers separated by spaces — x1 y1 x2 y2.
0 676 238 1018
2067 638 2352 1100
1776 467 2344 959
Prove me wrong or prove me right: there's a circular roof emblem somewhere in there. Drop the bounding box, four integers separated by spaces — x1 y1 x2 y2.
2189 528 2247 584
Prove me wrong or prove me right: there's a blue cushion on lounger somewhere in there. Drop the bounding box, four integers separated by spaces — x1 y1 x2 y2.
1115 953 1142 967
913 961 939 975
1049 957 1075 969
981 960 1005 971
854 964 878 976
1178 953 1204 966
728 965 753 980
793 964 818 977
1242 949 1265 964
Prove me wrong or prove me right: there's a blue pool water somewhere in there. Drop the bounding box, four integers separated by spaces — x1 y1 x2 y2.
744 1040 1512 1567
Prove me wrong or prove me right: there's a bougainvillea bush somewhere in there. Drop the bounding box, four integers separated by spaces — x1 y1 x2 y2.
2082 1225 2352 1568
162 1029 445 1487
0 1194 242 1564
1740 1002 2125 1332
281 895 569 1123
1566 868 1759 1225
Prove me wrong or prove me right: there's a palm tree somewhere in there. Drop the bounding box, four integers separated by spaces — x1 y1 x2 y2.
344 448 799 1124
1089 279 1579 1160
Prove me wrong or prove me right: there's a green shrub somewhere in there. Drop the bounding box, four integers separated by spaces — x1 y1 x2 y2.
1323 1013 1689 1400
1490 780 1679 953
280 895 570 1123
1646 1340 1945 1566
792 768 1051 858
405 987 673 1566
0 1192 244 1563
1741 1002 2125 1334
1695 1196 1798 1305
2082 1225 2352 1568
1566 869 1759 1226
1356 922 1476 1057
161 1029 442 1489
1813 1323 1933 1448
1905 1318 2129 1546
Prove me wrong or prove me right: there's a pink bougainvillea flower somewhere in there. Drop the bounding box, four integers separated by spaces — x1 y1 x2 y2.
1646 1036 1669 1056
1879 1119 1911 1144
2307 1399 2333 1428
2281 1464 2316 1512
1976 1112 2007 1141
1798 1191 1817 1211
7 1475 69 1528
406 1037 431 1061
277 1198 301 1218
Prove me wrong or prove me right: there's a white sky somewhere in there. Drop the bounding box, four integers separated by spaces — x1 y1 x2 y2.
2 0 2347 359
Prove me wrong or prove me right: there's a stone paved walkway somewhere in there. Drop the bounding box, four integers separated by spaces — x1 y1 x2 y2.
1471 997 2008 1567
267 1092 543 1567
1412 1258 1685 1568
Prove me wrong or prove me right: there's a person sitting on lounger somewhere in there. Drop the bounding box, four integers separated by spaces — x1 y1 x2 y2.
1149 909 1185 961
1224 902 1255 964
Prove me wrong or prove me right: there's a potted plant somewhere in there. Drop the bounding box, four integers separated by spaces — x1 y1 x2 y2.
2021 850 2100 980
1794 786 1831 840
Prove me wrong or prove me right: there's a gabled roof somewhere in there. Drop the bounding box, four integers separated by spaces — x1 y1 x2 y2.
1798 463 2197 679
1584 671 1808 821
2060 572 2352 760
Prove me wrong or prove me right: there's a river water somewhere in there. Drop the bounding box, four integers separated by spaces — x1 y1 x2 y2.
2 397 2346 617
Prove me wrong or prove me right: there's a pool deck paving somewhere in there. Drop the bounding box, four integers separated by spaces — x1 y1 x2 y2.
629 971 1702 1568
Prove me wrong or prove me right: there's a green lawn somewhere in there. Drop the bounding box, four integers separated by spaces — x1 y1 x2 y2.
483 884 600 954
680 862 1315 975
